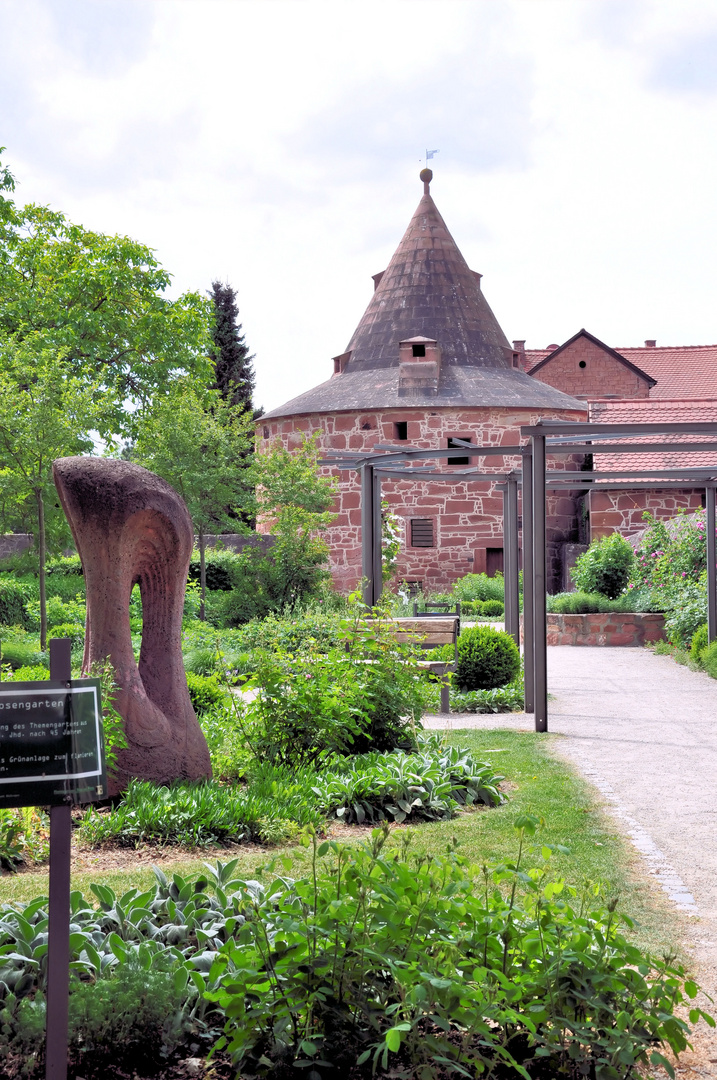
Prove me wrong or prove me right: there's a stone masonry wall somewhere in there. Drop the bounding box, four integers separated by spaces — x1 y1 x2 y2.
531 337 652 400
589 488 704 540
257 406 587 593
546 611 666 646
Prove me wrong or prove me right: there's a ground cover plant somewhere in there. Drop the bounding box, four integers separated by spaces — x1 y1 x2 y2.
0 817 710 1079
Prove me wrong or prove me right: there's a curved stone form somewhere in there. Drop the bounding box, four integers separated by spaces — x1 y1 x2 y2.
53 457 211 794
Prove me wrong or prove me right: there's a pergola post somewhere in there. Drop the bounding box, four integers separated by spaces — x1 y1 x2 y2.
503 473 520 645
521 451 534 713
372 469 383 605
361 462 375 607
532 434 548 732
708 485 716 643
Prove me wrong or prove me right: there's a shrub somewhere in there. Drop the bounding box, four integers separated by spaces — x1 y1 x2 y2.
572 532 634 598
185 671 225 715
702 640 717 679
0 578 37 628
690 623 709 663
45 555 83 576
25 594 85 631
451 571 504 603
0 640 45 670
187 547 242 592
7 664 51 682
662 580 707 646
454 625 520 691
48 622 84 646
481 598 504 617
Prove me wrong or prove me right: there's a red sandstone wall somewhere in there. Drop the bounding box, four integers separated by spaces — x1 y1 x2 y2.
531 338 651 400
589 489 704 539
257 406 586 594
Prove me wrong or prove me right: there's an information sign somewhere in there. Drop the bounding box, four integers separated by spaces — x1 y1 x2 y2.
0 679 105 807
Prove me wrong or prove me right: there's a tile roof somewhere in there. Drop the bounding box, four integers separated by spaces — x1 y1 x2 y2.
587 398 717 472
525 341 717 400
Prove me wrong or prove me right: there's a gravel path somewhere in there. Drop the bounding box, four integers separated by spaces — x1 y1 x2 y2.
424 646 717 1075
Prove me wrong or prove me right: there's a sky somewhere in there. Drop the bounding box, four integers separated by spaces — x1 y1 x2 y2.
2 0 717 413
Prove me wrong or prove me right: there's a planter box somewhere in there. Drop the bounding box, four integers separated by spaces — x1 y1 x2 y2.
545 612 666 647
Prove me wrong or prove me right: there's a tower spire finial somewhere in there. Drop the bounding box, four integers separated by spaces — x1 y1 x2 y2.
419 167 432 195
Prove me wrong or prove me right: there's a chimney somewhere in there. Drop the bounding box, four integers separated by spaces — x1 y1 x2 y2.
644 339 656 348
398 337 440 396
512 340 526 369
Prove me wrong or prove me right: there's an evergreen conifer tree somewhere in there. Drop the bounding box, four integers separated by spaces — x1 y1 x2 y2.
209 281 255 412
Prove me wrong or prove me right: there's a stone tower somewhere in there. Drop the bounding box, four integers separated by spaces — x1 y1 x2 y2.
259 171 587 592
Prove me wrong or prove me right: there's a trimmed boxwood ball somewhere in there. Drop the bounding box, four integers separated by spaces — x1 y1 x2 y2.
481 599 504 617
454 625 520 691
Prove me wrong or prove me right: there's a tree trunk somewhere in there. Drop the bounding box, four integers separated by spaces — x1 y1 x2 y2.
199 527 206 622
37 488 47 652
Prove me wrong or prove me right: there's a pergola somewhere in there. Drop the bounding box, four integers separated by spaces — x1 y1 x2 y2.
322 420 717 733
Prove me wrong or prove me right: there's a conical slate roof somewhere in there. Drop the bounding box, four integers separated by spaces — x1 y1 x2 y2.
263 174 585 419
344 185 511 371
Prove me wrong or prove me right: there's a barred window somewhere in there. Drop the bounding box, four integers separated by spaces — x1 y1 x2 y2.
410 518 434 548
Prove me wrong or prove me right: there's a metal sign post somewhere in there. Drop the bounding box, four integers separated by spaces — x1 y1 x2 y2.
0 638 105 1080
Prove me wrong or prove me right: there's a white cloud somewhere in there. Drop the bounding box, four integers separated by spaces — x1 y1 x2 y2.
2 0 717 411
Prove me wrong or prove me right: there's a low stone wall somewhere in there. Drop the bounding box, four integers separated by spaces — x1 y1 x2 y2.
546 611 666 647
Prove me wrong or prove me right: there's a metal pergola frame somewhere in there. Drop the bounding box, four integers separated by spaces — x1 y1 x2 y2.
322 423 717 734
520 420 717 733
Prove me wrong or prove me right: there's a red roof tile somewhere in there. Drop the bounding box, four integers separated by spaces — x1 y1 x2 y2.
587 398 717 472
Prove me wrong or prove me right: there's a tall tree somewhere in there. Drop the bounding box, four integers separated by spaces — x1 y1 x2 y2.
209 281 256 412
0 152 213 438
0 338 112 648
133 381 254 619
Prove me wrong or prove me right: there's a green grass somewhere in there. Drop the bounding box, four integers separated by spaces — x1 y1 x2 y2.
0 728 683 960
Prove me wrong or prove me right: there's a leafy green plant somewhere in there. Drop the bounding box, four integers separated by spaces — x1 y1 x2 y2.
571 532 635 598
77 778 322 847
454 625 520 691
451 571 504 603
0 578 37 628
312 736 504 824
47 621 84 646
690 623 708 664
206 821 711 1079
701 639 717 679
0 639 45 670
186 671 226 715
86 659 128 783
3 662 50 681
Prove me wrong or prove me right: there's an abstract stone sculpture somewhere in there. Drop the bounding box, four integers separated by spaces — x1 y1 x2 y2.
53 456 211 795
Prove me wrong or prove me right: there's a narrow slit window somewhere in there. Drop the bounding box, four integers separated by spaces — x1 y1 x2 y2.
412 343 426 357
447 436 471 466
394 421 408 440
410 518 434 548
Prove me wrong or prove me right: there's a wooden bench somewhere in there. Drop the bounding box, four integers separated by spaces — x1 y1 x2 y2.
412 600 461 621
386 616 459 714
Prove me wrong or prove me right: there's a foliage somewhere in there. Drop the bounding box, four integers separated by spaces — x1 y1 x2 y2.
233 435 337 615
380 500 403 585
209 280 256 413
690 623 708 663
630 510 710 591
571 532 634 599
481 598 505 617
451 571 505 603
0 341 103 647
25 592 86 632
86 659 129 784
45 554 83 576
423 671 525 714
701 640 717 679
186 671 226 716
0 155 211 422
207 821 710 1080
133 380 254 619
0 638 45 670
0 808 49 871
662 580 707 646
46 621 84 646
312 735 505 825
0 577 37 627
4 663 50 682
188 547 243 591
454 625 521 691
78 778 321 847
